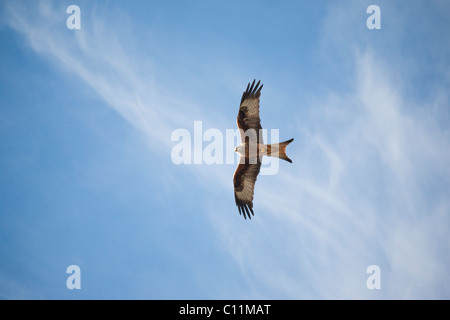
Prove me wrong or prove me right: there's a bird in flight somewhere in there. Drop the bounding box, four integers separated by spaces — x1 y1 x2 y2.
233 80 293 219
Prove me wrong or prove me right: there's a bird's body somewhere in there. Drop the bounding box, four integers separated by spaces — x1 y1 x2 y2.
234 140 293 163
233 80 293 219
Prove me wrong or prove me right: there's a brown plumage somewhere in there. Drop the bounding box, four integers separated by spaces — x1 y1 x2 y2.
233 80 294 219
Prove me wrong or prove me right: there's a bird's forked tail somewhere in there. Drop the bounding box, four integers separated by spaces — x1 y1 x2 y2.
265 138 294 163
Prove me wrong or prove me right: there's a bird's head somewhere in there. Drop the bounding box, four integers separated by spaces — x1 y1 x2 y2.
234 144 244 156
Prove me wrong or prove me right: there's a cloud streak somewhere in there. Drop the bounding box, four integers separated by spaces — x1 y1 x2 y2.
211 2 450 299
4 0 206 152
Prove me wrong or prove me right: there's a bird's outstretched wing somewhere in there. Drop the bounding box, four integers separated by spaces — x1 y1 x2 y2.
237 79 264 144
233 161 262 219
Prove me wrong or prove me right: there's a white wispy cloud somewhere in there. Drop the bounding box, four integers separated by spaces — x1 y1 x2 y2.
210 2 450 299
211 50 450 299
4 0 206 152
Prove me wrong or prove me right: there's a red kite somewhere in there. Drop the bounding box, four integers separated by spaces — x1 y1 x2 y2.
233 80 293 219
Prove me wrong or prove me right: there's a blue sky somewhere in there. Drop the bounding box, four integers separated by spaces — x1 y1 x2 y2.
0 0 449 299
